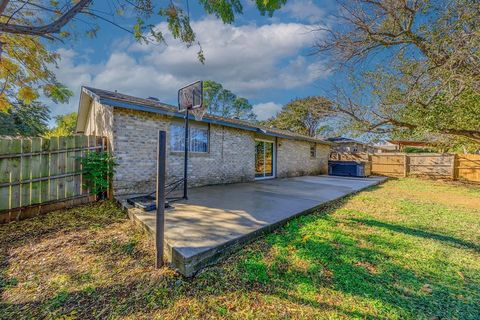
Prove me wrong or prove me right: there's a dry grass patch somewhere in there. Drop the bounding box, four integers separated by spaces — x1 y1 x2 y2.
1 178 479 319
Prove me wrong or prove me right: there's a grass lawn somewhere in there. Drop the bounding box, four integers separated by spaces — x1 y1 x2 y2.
1 178 479 319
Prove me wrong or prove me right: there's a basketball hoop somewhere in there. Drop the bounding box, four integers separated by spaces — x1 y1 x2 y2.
178 81 203 112
191 105 207 121
178 80 206 121
177 80 205 200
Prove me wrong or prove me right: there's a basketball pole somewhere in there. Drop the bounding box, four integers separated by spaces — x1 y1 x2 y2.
183 108 189 200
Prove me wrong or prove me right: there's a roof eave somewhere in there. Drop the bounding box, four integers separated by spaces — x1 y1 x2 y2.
75 87 97 133
79 86 330 145
99 97 330 145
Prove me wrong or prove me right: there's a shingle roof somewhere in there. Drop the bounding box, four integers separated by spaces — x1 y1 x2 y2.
326 137 362 143
81 86 331 145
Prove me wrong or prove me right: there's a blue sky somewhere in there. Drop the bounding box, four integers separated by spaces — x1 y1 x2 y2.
49 0 340 123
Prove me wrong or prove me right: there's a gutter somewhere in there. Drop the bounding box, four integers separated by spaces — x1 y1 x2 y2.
82 87 330 145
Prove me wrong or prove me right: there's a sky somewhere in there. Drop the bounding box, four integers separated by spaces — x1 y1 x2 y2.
48 0 340 124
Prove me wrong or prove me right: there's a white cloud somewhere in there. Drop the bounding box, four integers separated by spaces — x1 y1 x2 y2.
282 0 326 23
253 102 283 120
52 18 329 117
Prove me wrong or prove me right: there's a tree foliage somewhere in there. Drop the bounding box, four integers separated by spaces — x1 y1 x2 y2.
44 112 77 138
0 1 288 110
264 97 333 137
0 1 288 42
318 0 480 144
0 32 72 111
203 80 256 121
0 100 50 136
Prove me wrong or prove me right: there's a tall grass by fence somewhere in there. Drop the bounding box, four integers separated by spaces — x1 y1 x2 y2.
0 135 106 223
330 152 480 183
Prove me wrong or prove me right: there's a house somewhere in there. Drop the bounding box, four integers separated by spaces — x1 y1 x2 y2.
326 137 384 153
75 87 332 196
373 140 399 152
375 140 434 152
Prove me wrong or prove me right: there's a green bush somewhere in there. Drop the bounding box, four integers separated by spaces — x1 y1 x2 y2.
403 146 436 153
80 151 116 197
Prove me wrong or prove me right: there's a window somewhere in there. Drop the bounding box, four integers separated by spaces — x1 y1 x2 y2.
310 143 316 158
170 124 209 153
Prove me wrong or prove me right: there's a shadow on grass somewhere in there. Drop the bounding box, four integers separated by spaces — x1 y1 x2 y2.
352 218 480 253
237 209 480 319
0 276 372 319
1 199 479 319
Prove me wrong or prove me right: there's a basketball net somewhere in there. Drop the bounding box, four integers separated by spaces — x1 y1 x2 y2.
191 105 207 121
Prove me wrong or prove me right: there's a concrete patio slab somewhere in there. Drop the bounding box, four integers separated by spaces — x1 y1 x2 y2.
118 175 387 276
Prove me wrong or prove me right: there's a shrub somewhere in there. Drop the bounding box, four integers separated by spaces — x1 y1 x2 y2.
403 147 436 153
80 151 116 197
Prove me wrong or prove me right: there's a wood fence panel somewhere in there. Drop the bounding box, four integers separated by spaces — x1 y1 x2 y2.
408 154 454 178
330 152 480 183
0 139 10 211
73 136 83 197
0 135 105 223
370 154 405 177
20 139 31 207
457 154 480 182
331 153 368 161
10 139 21 210
49 136 59 201
57 136 67 200
30 137 43 205
65 136 76 198
40 138 50 203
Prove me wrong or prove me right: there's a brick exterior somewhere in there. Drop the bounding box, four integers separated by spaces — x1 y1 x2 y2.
83 103 331 195
276 139 329 178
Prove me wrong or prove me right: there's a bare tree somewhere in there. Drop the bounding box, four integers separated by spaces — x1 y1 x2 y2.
317 0 480 143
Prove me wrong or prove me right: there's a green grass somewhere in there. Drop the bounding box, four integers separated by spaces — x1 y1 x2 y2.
1 178 479 319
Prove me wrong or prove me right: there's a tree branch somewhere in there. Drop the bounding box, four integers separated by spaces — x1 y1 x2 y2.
0 0 9 15
0 0 92 37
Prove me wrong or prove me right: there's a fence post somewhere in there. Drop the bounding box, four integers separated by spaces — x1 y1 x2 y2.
403 154 409 178
451 153 457 181
156 130 167 268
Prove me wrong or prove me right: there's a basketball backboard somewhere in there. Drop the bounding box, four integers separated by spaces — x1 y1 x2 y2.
178 81 203 112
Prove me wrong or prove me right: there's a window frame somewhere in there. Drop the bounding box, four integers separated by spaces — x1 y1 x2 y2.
169 122 210 153
310 143 316 158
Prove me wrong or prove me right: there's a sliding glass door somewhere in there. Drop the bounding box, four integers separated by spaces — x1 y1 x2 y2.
255 140 274 179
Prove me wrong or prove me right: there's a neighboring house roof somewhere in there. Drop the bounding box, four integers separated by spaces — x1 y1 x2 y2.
76 86 331 145
326 137 364 144
327 137 390 151
387 140 432 147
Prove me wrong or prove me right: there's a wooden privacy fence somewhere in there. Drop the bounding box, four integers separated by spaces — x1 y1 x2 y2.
330 152 480 183
0 135 106 223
